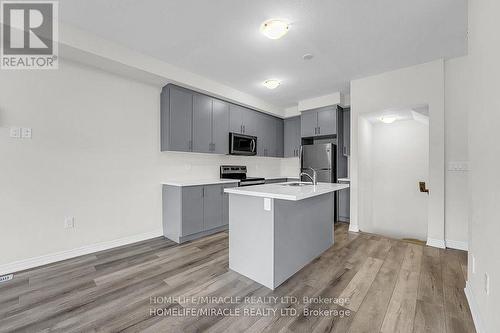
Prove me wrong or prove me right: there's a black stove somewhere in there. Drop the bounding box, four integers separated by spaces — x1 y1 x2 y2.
220 165 265 187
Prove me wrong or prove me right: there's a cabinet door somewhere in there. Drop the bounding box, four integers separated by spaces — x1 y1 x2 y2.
169 87 193 151
339 188 350 220
343 109 350 156
181 186 204 236
193 94 213 153
301 111 317 137
229 104 244 134
212 99 230 154
284 116 300 157
284 118 295 157
242 108 259 136
294 116 302 156
275 118 284 157
203 185 223 230
317 108 337 136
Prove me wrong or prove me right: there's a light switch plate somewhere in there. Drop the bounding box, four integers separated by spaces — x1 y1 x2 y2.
21 128 32 139
64 217 75 229
10 127 21 138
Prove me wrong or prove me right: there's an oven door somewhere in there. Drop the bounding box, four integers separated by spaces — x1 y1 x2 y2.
229 133 257 156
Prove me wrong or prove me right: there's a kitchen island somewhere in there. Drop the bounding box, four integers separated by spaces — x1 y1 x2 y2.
224 182 349 289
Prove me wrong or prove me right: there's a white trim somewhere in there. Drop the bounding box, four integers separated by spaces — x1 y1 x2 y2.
0 229 163 275
426 237 446 248
445 239 469 251
465 281 486 333
348 224 359 232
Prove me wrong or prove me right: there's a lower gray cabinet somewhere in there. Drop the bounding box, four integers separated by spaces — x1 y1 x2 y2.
181 186 204 235
163 183 238 243
338 187 350 222
203 185 224 230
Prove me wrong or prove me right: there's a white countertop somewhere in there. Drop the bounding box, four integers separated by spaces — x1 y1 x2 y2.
338 178 351 182
225 182 350 201
162 179 240 187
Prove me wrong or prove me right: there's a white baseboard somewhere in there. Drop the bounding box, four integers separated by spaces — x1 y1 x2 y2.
426 237 446 248
348 224 359 232
446 239 469 251
465 281 486 333
0 229 163 275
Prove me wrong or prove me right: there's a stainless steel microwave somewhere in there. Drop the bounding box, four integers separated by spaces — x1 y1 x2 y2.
229 133 257 156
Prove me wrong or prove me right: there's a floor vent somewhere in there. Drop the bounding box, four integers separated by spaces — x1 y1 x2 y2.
0 274 13 283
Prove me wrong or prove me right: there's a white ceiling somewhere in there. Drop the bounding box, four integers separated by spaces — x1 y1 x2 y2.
59 0 467 108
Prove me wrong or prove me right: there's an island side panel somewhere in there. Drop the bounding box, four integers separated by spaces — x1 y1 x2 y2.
228 194 275 289
273 193 335 288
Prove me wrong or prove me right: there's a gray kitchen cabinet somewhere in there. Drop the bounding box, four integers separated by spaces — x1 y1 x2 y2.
162 84 283 158
203 185 223 230
229 104 259 135
342 109 350 156
180 186 204 236
317 108 337 136
193 93 213 153
300 107 337 137
275 117 284 157
301 111 317 137
163 182 238 243
229 104 245 134
193 94 229 154
284 116 301 157
161 85 193 151
212 99 230 154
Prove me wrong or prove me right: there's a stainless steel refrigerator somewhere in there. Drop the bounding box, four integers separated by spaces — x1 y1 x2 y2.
300 143 337 183
300 143 338 220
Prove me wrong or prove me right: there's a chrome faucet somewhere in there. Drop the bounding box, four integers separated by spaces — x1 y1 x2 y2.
299 167 318 185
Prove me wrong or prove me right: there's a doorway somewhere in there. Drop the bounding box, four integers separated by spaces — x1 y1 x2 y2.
358 107 429 241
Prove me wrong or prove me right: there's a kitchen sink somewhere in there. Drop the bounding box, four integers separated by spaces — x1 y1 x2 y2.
282 182 313 187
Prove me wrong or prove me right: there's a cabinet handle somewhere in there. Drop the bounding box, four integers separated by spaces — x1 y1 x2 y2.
318 127 320 135
243 125 245 133
188 140 192 150
202 187 205 197
212 143 215 151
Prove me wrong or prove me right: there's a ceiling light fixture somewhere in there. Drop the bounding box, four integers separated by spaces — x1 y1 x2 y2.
303 53 314 60
380 116 397 124
263 79 281 89
260 19 290 39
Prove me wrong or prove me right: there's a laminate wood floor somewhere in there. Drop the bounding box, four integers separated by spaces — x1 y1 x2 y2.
0 223 475 333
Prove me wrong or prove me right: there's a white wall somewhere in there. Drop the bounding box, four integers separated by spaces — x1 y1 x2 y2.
444 56 470 248
465 0 500 332
369 119 429 240
0 59 284 269
350 60 445 246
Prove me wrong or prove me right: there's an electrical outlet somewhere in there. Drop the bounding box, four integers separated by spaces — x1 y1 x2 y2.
21 128 32 139
64 216 75 229
485 273 490 295
0 274 13 283
10 127 21 138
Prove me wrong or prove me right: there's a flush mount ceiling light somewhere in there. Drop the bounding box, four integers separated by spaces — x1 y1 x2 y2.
380 115 397 124
263 79 281 89
260 19 290 39
303 53 314 60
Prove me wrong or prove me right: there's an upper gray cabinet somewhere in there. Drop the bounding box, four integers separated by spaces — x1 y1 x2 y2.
193 93 229 154
300 107 337 137
284 116 301 157
162 84 283 157
212 99 230 154
161 85 193 152
229 104 259 136
193 94 213 153
342 109 350 156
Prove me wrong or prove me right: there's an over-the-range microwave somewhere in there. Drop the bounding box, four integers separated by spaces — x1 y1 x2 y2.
229 132 257 156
